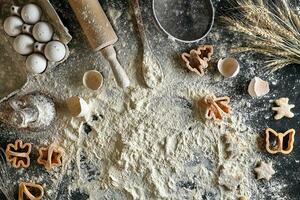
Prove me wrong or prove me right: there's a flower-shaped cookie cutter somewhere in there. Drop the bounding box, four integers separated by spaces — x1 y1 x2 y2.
19 182 44 200
37 143 64 170
265 128 295 154
5 139 32 168
181 45 213 76
198 94 231 121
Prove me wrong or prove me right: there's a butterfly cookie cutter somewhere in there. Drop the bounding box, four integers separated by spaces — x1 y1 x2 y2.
265 128 295 154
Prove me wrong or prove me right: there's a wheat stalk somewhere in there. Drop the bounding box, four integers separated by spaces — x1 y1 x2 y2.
223 0 300 72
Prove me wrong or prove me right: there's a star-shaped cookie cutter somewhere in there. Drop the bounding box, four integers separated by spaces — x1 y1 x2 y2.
265 128 295 154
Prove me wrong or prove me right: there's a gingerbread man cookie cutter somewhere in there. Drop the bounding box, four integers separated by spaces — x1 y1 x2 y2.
265 128 295 154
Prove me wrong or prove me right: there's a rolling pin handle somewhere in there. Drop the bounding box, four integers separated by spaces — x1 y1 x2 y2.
101 46 131 89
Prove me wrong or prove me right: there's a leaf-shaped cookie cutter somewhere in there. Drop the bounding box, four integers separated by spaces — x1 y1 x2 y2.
198 95 231 121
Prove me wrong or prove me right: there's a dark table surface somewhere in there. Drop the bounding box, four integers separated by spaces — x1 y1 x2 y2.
1 0 300 199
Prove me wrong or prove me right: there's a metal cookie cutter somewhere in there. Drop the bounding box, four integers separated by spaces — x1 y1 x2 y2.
152 0 215 43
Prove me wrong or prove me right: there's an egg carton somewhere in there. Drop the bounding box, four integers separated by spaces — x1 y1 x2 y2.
1 0 72 76
0 0 71 129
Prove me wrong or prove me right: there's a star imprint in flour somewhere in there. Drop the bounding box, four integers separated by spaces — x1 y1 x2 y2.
254 161 275 181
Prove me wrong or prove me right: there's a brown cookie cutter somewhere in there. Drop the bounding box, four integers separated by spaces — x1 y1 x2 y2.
19 182 44 200
181 45 213 76
5 139 32 168
37 143 64 170
265 128 295 154
197 45 214 62
198 94 231 121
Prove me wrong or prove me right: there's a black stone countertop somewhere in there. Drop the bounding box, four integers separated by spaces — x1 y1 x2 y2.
1 0 300 199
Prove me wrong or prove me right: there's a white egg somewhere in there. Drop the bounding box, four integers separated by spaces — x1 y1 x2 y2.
13 34 34 55
26 53 47 74
44 41 66 62
32 22 54 42
21 3 42 24
3 16 23 37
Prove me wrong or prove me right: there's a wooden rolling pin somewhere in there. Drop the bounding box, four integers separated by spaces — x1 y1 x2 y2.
68 0 130 89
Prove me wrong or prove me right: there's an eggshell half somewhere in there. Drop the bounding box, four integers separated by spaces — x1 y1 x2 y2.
66 97 89 117
217 57 240 78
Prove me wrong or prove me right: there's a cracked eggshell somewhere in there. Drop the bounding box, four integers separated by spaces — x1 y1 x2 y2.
217 57 240 78
3 16 24 37
21 3 42 24
13 34 34 55
66 97 89 117
26 53 47 74
44 41 66 62
83 70 103 90
248 77 270 97
33 22 54 42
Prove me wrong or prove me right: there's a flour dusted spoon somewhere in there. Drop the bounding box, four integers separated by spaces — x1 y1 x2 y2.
132 0 163 89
